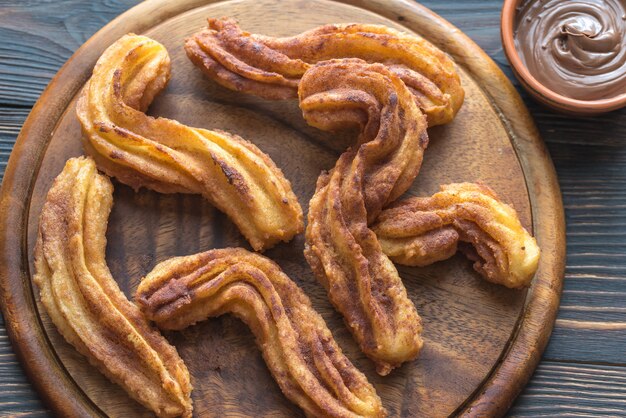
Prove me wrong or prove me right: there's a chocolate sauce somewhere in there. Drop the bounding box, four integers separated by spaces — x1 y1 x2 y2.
514 0 626 100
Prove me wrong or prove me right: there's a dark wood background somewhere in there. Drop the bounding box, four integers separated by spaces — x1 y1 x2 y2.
0 0 624 416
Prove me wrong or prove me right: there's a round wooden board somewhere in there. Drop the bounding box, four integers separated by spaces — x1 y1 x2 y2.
0 0 565 417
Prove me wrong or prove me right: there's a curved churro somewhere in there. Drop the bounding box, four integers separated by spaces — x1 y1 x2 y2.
300 59 426 375
185 18 464 126
373 183 540 288
76 34 303 251
34 157 192 418
136 248 386 418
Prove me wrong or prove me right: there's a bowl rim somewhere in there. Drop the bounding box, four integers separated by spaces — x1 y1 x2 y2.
501 0 626 112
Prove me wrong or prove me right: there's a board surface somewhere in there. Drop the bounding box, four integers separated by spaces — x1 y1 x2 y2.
0 0 565 417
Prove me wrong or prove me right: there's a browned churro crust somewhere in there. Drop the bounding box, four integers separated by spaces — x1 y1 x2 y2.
76 34 303 251
135 248 386 418
34 157 192 417
373 183 541 289
300 59 428 375
185 18 464 126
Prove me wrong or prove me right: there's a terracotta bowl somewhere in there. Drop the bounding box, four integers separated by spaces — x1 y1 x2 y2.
501 0 626 115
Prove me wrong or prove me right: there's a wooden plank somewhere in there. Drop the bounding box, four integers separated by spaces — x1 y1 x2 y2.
0 108 28 180
540 140 626 364
546 329 626 365
0 0 139 106
0 316 50 417
510 362 626 416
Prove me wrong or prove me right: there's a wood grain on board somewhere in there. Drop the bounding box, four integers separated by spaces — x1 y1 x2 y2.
0 0 622 417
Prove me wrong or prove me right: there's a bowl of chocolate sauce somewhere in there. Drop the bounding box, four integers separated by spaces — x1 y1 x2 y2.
502 0 626 114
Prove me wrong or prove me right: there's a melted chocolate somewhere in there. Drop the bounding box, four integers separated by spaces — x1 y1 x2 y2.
514 0 626 100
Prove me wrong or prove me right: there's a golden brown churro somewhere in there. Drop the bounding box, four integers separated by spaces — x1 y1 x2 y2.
185 18 464 126
34 157 192 417
373 183 540 288
300 59 427 375
76 34 303 251
136 248 386 418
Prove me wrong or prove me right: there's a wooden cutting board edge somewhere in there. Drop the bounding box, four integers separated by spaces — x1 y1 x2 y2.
0 0 565 417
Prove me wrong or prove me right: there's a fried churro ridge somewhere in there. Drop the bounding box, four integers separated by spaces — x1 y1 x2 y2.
136 248 386 418
185 18 464 126
373 183 540 288
299 59 428 375
34 157 192 417
77 34 303 251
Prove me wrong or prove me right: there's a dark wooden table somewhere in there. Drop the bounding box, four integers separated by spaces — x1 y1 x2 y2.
1 1 624 416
